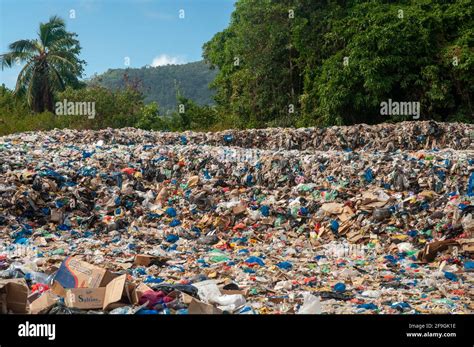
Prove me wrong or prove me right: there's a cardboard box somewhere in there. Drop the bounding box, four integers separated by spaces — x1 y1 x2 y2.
0 278 29 313
53 256 108 289
52 257 130 310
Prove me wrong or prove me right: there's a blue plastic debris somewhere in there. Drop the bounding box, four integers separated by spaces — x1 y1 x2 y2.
276 261 293 270
166 207 177 217
468 172 474 196
14 237 29 245
390 302 411 311
357 303 378 310
464 261 474 271
137 309 159 315
364 168 374 183
260 205 270 217
144 276 164 284
245 174 254 186
384 255 397 264
169 219 181 227
299 207 309 215
245 256 265 266
333 282 346 293
444 271 458 282
166 234 179 243
330 220 339 234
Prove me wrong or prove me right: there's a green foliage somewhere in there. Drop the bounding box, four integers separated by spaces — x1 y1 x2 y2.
173 95 217 131
136 102 167 130
205 0 474 127
56 85 143 129
3 4 472 136
0 16 85 113
90 61 217 112
203 0 300 128
0 84 145 135
0 84 29 116
0 81 220 135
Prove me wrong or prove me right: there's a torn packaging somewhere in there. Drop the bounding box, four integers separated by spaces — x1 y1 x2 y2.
458 239 474 253
180 292 210 313
133 254 169 267
131 283 153 305
417 240 460 263
0 278 29 313
30 290 59 314
188 297 223 314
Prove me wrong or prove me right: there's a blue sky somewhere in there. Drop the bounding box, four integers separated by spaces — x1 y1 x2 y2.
0 0 235 88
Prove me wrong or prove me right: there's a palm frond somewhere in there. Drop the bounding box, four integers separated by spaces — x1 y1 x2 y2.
49 34 80 51
20 63 38 106
0 51 32 69
9 39 38 53
47 53 79 72
2 15 84 112
39 16 66 48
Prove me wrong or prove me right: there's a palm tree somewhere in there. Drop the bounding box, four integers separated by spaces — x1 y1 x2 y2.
0 15 85 112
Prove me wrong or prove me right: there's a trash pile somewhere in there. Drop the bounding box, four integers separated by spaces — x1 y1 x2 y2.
27 120 473 151
0 121 473 314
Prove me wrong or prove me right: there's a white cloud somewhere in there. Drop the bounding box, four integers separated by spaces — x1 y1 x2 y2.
151 54 186 67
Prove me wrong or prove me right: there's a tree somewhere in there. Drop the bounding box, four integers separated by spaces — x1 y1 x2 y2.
203 0 302 128
0 15 85 112
175 95 217 130
204 0 473 127
136 102 167 130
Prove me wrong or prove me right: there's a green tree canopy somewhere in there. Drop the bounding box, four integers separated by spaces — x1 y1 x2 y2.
0 15 85 112
204 0 473 127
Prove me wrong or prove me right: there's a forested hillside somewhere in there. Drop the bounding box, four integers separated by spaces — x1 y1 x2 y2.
89 61 217 111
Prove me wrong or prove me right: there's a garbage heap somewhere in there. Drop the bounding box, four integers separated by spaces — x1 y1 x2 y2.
0 121 473 314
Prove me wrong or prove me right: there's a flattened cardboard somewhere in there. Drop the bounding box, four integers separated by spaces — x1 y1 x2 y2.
103 274 127 310
232 203 247 215
30 290 59 314
417 240 460 262
188 297 223 314
181 292 194 305
133 254 170 267
459 239 474 253
51 281 67 297
217 284 248 296
0 278 29 313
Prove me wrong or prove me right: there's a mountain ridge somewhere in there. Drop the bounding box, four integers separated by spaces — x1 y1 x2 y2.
88 60 217 112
